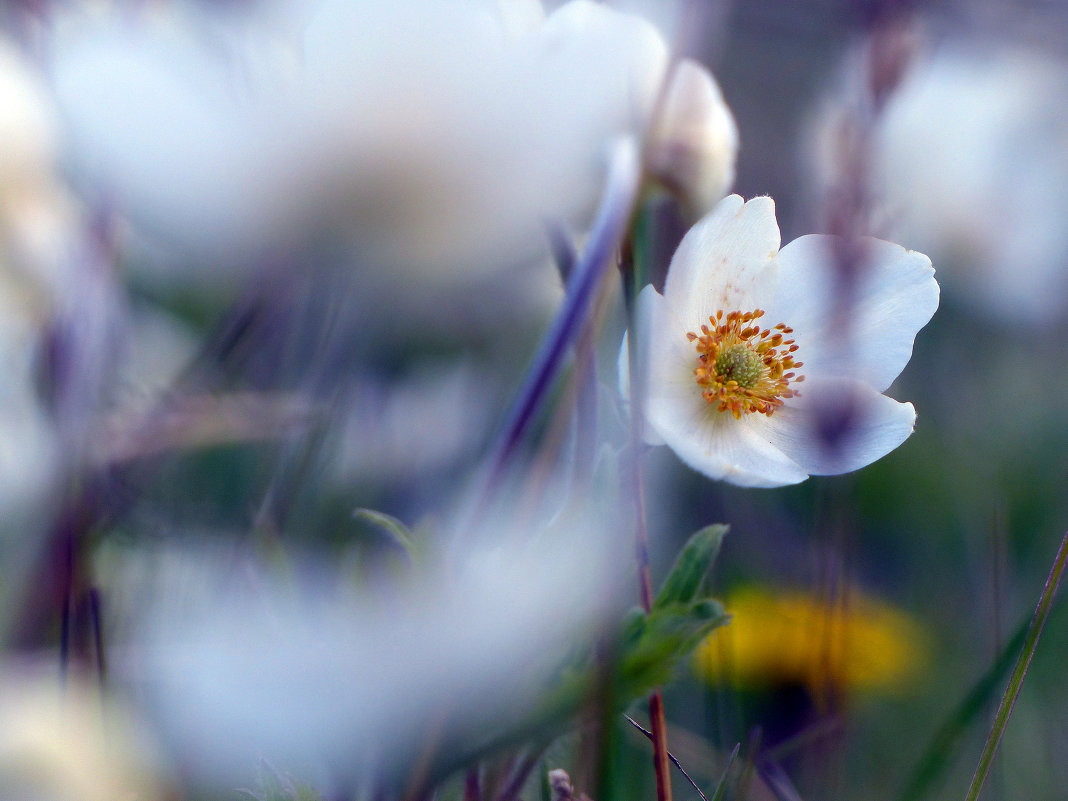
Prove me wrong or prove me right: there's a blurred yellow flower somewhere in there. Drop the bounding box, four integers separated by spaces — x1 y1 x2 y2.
693 585 925 697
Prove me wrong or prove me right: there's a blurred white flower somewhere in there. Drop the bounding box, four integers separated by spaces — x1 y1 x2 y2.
329 363 496 486
625 194 938 487
815 39 1068 323
0 671 165 801
49 0 669 278
646 58 739 220
118 506 626 787
0 38 64 538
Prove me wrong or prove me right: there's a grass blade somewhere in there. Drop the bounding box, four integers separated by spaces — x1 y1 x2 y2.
962 529 1068 801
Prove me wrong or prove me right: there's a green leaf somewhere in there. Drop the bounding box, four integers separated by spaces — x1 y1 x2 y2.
352 508 416 554
617 599 729 696
654 524 728 609
410 597 729 789
709 743 740 801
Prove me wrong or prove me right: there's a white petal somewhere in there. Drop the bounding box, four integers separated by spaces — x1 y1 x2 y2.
646 391 809 487
637 280 804 485
767 235 938 392
618 284 672 446
761 377 916 476
662 194 781 328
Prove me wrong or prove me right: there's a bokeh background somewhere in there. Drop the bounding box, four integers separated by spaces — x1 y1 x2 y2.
2 1 1068 800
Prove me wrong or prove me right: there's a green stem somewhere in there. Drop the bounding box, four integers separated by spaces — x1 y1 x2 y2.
963 529 1068 801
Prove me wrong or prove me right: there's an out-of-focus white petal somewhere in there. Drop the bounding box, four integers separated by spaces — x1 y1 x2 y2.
494 0 545 35
50 14 300 259
538 0 668 122
0 38 63 563
0 40 57 188
767 235 938 392
761 377 916 476
124 508 626 786
0 673 165 801
51 0 670 279
812 40 1068 324
662 195 781 326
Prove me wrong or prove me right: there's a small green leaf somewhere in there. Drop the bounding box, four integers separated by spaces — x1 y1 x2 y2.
243 761 323 801
620 606 647 647
617 599 729 695
353 508 416 554
655 524 728 609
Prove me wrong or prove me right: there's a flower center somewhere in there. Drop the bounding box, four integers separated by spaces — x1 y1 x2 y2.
687 309 804 419
713 344 764 389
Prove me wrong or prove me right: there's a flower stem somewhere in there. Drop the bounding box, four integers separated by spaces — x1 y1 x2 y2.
630 454 672 801
963 529 1068 801
623 204 672 801
479 137 640 499
624 715 708 801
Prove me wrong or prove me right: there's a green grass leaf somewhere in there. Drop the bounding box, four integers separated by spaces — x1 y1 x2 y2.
655 524 728 610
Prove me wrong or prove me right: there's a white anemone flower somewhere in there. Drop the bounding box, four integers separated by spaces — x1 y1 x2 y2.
626 194 938 488
0 671 165 801
0 38 63 546
810 39 1068 324
873 42 1068 324
49 0 669 278
115 504 626 787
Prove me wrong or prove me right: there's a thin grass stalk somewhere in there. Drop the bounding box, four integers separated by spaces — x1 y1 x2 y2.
963 529 1068 801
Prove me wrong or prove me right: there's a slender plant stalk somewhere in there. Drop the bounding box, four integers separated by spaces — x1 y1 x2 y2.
636 495 673 801
637 501 673 801
465 768 481 801
477 137 640 501
963 529 1068 801
623 206 672 801
624 715 709 801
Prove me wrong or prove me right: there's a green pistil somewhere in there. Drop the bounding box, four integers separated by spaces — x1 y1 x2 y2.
714 344 764 389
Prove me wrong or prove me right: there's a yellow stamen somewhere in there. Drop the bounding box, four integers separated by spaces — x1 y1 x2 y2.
687 308 804 419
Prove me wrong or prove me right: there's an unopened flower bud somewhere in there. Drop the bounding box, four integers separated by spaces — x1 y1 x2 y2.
646 58 738 221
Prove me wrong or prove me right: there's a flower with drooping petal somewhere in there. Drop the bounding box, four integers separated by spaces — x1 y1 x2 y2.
625 194 938 487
